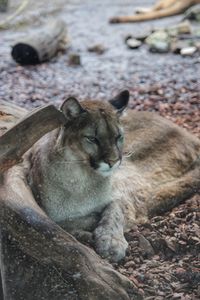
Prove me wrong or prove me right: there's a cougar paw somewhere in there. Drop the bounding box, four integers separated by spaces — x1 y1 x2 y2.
109 16 121 24
94 227 128 262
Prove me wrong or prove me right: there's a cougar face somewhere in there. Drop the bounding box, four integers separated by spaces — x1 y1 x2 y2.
57 90 129 177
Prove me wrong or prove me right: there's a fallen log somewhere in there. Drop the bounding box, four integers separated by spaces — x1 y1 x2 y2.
0 103 140 300
11 20 67 65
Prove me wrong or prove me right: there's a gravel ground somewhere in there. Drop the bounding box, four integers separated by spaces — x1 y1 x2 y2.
115 195 200 299
0 1 200 299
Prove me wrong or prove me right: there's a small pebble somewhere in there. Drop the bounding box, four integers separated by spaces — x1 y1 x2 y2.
124 261 136 268
88 44 106 54
180 46 197 56
68 53 81 65
126 38 142 49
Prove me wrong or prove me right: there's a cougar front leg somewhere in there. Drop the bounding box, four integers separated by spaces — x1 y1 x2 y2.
94 202 128 262
72 230 94 245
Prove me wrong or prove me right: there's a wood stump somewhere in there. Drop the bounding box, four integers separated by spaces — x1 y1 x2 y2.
11 20 67 65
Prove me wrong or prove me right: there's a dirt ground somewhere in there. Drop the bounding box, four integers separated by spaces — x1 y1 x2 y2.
0 0 200 299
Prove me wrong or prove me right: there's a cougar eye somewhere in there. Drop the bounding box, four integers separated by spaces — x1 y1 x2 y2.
85 136 99 144
117 134 124 142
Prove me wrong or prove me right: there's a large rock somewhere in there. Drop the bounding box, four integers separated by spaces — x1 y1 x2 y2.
166 20 192 37
145 30 170 53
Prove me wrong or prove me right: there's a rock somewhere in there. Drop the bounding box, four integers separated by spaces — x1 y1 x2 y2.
180 46 197 56
184 4 200 22
172 293 185 299
138 234 155 257
68 53 81 65
166 21 192 37
124 261 136 268
134 30 153 42
174 267 185 275
126 38 142 49
88 44 106 54
149 41 170 53
145 31 170 53
125 30 152 43
195 41 200 51
193 27 200 37
171 38 200 56
147 260 161 268
171 40 193 54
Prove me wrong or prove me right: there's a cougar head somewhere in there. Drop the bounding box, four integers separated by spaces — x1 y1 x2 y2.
57 90 129 177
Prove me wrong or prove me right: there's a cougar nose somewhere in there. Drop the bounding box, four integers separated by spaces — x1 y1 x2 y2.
105 158 120 168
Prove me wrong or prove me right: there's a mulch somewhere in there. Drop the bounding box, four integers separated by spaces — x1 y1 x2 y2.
115 81 200 299
128 81 200 138
114 195 200 300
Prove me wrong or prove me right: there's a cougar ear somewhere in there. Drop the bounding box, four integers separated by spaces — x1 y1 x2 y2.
60 97 86 120
109 90 129 114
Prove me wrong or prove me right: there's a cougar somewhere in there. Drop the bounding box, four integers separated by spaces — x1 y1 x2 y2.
110 0 200 23
17 90 199 262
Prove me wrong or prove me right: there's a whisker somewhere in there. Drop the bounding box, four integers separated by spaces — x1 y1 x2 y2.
123 149 136 158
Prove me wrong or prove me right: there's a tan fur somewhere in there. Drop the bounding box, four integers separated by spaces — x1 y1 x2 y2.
115 110 200 223
110 0 200 23
1 96 200 262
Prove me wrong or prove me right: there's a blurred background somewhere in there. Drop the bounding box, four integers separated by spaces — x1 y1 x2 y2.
0 1 199 139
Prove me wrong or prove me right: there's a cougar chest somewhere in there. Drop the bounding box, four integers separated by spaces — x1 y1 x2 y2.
38 157 112 225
